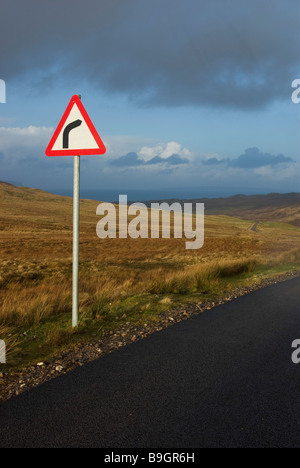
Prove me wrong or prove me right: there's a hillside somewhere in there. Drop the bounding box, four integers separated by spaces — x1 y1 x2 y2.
143 193 300 227
1 181 300 375
1 182 300 264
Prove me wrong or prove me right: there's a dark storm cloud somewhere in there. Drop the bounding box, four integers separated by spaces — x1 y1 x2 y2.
109 152 142 167
109 152 190 167
203 147 294 168
203 157 230 166
1 0 299 109
146 154 189 165
232 148 294 168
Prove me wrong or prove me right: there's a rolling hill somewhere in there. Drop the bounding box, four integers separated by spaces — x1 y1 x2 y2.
0 181 300 375
144 192 300 226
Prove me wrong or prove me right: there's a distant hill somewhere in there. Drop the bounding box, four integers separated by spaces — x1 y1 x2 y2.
143 193 300 227
0 181 70 202
1 182 300 227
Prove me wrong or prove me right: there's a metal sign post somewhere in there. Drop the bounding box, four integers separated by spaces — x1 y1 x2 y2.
72 154 80 327
45 94 106 328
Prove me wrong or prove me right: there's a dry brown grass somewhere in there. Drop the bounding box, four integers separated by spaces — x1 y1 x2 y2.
0 182 300 347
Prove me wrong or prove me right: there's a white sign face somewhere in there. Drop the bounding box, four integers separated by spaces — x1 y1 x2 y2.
52 103 99 151
46 95 106 156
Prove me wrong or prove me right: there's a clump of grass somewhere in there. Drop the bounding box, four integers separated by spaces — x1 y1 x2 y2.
149 258 259 296
0 282 72 326
214 259 258 278
45 328 73 348
195 272 216 294
148 274 192 295
274 248 300 265
90 293 112 320
0 271 45 289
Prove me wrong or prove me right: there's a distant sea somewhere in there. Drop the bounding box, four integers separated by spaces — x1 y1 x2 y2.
48 186 281 203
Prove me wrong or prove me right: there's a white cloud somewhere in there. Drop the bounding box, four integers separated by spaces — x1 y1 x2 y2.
0 126 298 194
138 141 193 162
138 145 164 162
103 135 159 160
0 126 53 151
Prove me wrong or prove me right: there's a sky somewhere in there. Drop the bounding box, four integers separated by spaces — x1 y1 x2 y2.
0 0 299 200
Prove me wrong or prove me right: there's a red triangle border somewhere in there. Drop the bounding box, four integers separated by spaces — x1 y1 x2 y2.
45 95 106 156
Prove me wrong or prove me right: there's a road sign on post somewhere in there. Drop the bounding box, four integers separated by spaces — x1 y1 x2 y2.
46 95 106 157
46 95 106 327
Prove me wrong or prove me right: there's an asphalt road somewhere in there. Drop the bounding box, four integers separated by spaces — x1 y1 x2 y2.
251 222 259 233
0 277 299 448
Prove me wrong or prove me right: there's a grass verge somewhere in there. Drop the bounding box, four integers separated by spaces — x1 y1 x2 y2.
1 253 299 374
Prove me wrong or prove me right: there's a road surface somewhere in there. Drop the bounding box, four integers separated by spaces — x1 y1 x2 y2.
0 277 299 448
251 222 259 233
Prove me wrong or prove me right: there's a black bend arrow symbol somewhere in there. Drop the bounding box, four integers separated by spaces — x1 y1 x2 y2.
63 119 82 148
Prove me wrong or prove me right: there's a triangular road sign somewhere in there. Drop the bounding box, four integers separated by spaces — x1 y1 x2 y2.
46 95 106 156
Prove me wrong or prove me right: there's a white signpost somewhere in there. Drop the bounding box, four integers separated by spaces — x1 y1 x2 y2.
46 95 106 327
